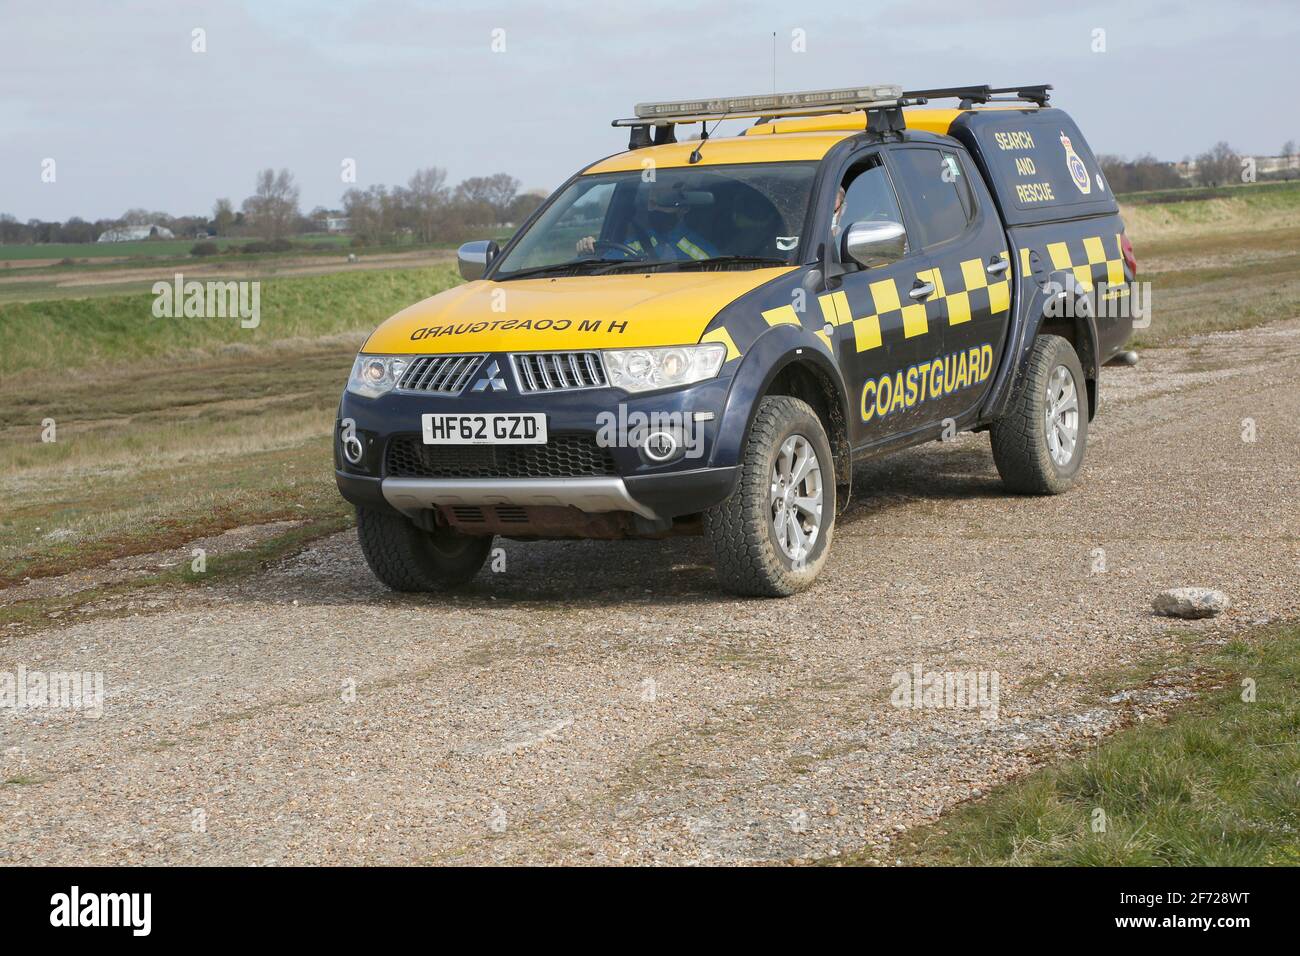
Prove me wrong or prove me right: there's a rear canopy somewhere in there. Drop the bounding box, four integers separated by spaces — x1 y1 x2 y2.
949 107 1119 225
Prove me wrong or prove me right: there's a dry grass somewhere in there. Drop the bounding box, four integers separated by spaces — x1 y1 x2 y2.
0 341 354 585
1131 227 1300 347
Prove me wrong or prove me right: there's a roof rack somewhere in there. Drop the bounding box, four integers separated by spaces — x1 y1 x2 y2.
902 84 1052 108
611 83 1052 150
613 84 922 150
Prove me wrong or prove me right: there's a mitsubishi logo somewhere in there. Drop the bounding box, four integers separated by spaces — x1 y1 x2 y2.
472 360 508 392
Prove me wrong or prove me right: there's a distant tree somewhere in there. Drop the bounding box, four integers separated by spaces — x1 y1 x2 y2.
241 168 300 240
406 167 450 243
454 173 520 224
212 198 235 236
1282 140 1296 159
1096 154 1184 194
169 215 209 238
506 191 545 225
0 213 29 243
1195 141 1241 187
27 219 58 243
57 217 97 243
343 185 403 245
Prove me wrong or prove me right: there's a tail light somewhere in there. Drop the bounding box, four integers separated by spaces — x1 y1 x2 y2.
1120 232 1137 277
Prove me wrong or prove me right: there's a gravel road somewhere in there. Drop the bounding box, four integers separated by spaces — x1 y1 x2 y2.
3 320 1298 865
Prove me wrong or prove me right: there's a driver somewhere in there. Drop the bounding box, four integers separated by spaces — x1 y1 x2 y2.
830 186 846 239
576 179 718 262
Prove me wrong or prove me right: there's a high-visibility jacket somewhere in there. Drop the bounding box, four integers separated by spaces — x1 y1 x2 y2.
623 221 718 261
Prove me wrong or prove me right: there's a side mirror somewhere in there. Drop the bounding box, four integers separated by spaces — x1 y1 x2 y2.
842 220 906 269
457 240 499 280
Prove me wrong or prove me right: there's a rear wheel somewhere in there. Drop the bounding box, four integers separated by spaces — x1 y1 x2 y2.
990 334 1088 494
355 506 492 591
704 396 835 597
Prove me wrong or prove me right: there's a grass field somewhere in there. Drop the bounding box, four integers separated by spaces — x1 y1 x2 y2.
1130 226 1300 347
0 264 458 585
877 623 1300 866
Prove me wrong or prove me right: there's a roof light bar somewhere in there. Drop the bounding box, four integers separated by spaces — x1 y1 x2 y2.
617 84 903 126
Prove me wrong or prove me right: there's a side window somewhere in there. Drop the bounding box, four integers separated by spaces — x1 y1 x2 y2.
841 162 905 230
890 147 976 249
835 157 909 260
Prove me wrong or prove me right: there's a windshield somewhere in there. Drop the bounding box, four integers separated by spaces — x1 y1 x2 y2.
492 162 818 278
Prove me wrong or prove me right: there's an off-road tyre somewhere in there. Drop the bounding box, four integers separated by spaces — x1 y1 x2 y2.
990 333 1089 495
356 506 493 591
704 396 836 598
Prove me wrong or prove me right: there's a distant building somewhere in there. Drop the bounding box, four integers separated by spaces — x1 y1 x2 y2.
96 224 176 242
1175 154 1300 182
1257 154 1300 177
325 217 351 233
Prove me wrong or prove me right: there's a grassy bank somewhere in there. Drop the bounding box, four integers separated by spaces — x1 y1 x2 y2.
0 265 459 378
879 623 1300 866
1120 180 1300 243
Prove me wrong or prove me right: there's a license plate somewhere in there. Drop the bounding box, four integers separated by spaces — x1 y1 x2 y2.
421 413 547 445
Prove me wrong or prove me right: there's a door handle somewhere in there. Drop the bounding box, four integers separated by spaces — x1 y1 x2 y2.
986 258 1010 275
909 281 935 300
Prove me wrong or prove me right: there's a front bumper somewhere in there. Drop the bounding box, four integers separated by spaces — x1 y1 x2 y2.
383 475 657 519
334 363 743 523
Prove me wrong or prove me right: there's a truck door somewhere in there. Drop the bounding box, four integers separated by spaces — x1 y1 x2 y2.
818 151 938 448
886 145 1011 426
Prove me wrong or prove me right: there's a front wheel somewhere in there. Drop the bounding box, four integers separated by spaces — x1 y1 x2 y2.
990 333 1089 494
355 506 493 591
704 396 835 597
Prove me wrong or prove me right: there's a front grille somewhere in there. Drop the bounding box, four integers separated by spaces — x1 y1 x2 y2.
397 354 484 394
512 351 606 392
385 434 618 479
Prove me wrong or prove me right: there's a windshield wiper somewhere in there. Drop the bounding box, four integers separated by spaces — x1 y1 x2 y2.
496 258 635 281
499 255 786 280
658 255 790 271
591 255 791 275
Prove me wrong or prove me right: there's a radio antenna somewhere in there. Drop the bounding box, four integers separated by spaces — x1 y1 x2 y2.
689 111 730 164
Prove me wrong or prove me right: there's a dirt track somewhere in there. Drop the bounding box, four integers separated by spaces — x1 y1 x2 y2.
2 320 1298 865
0 249 454 291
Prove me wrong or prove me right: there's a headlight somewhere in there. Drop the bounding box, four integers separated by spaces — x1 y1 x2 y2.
347 354 408 398
601 344 727 393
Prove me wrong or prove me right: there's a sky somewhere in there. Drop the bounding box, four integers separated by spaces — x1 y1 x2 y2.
1 0 1296 222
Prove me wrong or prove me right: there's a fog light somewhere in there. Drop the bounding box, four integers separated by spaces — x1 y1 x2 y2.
342 434 365 465
643 430 679 463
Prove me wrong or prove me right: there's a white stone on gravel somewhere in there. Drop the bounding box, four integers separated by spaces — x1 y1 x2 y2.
1152 587 1231 619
